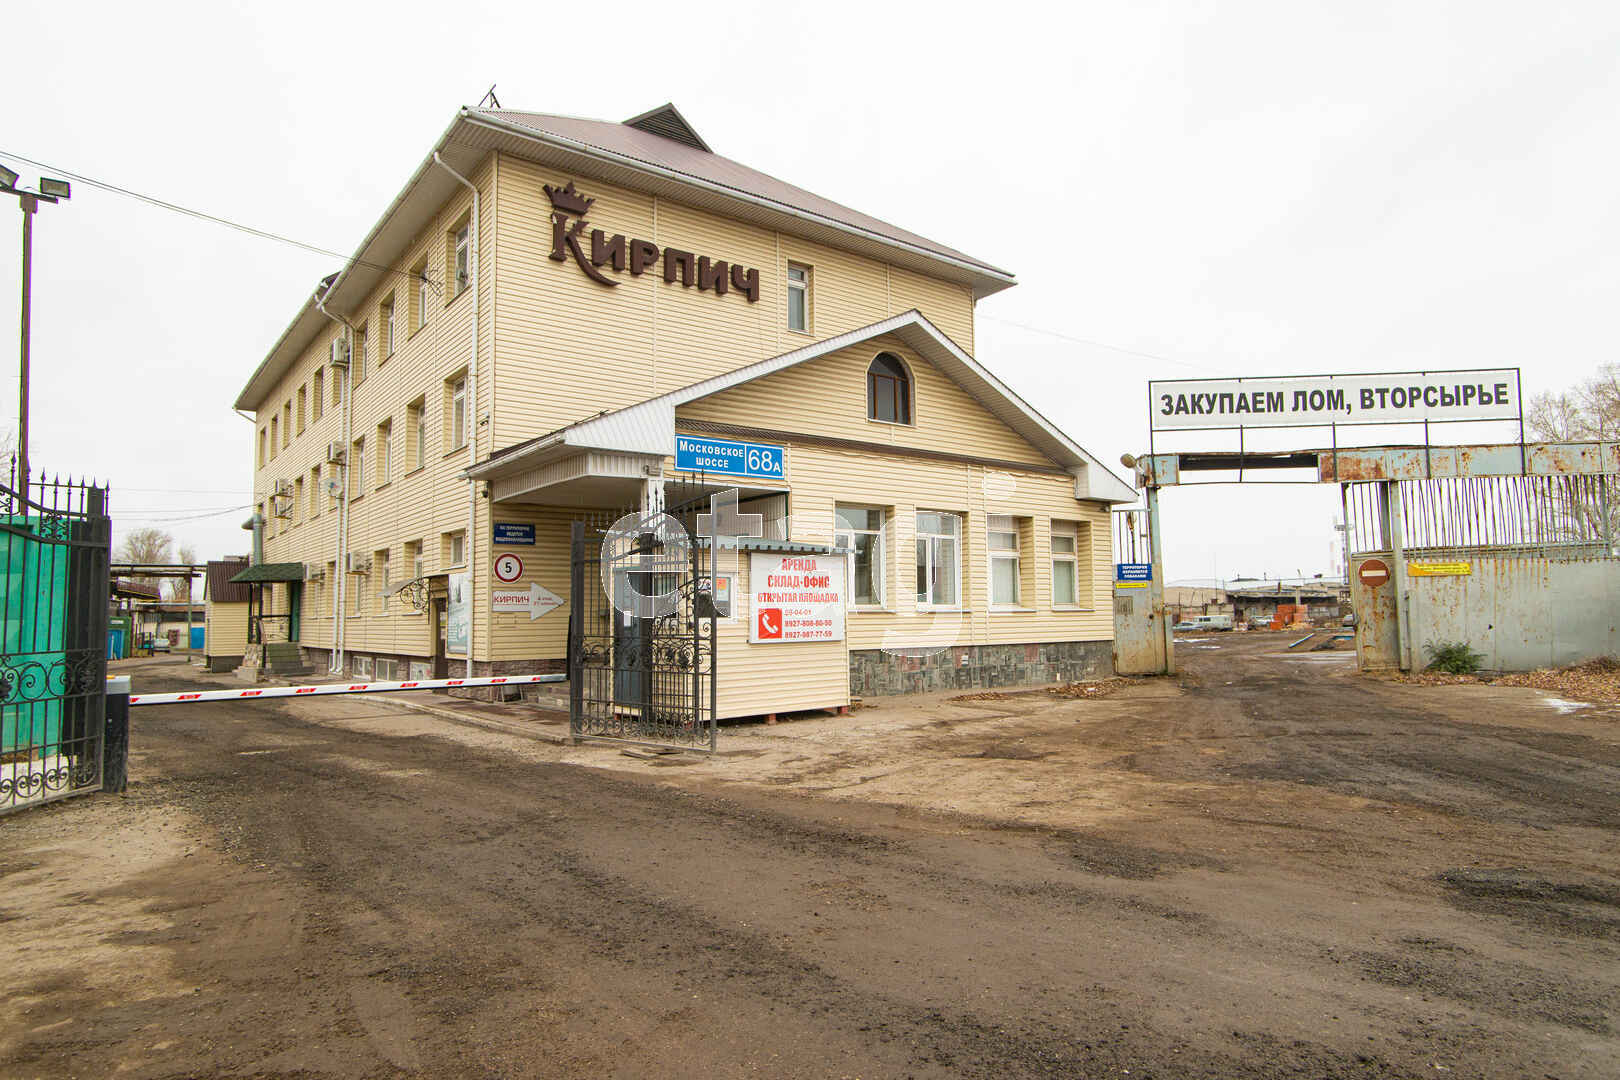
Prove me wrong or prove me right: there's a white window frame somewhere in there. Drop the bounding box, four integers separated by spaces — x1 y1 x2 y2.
383 296 396 358
448 531 466 568
454 224 471 297
411 398 427 470
1051 521 1081 608
409 540 424 581
377 421 391 486
987 515 1021 607
375 551 390 615
915 511 962 610
834 505 886 609
352 436 365 497
417 270 432 331
450 377 467 450
786 262 811 334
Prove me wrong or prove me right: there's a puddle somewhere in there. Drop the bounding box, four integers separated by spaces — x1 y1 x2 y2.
1541 696 1590 714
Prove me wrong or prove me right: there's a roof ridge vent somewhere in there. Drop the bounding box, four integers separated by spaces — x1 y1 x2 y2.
622 103 711 152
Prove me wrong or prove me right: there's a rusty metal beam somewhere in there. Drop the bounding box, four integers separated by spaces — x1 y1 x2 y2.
1138 442 1620 488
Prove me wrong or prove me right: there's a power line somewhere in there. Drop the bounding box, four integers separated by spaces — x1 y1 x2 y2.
0 148 443 293
979 314 1211 372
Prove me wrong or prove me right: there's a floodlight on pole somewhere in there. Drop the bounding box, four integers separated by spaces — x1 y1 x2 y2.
2 163 72 489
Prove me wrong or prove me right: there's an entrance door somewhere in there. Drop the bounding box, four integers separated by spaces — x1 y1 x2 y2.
431 597 448 678
287 582 302 642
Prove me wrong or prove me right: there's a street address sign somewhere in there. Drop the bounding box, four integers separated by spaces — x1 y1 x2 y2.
675 434 785 482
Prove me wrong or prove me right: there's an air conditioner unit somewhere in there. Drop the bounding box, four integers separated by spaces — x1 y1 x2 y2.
326 441 347 464
273 479 294 497
329 337 350 369
270 495 292 519
304 563 325 580
346 553 371 574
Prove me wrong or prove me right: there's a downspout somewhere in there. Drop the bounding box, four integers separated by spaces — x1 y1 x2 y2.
434 152 479 678
316 290 356 675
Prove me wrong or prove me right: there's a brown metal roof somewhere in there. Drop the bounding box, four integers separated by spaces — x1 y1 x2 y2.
476 107 1010 277
204 559 253 603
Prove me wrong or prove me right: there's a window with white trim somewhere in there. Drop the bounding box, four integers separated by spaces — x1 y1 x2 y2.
374 549 390 615
312 368 324 420
381 295 396 359
406 396 427 471
787 262 811 333
351 435 365 498
915 511 961 608
988 515 1021 606
352 325 368 386
1051 522 1078 605
867 352 912 425
376 419 391 486
406 539 424 582
414 261 432 332
446 531 466 568
452 221 471 298
834 505 885 607
448 376 467 450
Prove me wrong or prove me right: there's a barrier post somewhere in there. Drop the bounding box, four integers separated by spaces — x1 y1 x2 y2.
104 674 130 793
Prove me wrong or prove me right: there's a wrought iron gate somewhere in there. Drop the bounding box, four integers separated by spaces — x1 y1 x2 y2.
1 474 111 814
568 515 717 751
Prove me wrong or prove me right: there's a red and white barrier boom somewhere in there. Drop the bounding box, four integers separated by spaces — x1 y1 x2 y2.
127 673 565 706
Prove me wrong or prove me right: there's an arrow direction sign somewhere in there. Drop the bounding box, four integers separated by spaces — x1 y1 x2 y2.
492 582 564 618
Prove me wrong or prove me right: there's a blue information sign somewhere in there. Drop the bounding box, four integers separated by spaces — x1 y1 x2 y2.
493 522 536 546
674 435 786 481
1115 563 1153 583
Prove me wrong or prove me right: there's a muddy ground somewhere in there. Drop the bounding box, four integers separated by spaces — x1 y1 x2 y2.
2 634 1617 1078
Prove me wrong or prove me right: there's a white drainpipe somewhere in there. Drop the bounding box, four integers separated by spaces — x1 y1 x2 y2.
434 152 480 678
315 289 355 675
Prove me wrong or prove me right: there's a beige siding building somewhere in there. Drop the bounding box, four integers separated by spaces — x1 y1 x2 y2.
233 103 1135 710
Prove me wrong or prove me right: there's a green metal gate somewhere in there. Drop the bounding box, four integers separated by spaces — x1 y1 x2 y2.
1 474 111 814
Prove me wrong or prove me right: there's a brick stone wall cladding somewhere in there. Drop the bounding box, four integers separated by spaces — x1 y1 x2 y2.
848 641 1112 697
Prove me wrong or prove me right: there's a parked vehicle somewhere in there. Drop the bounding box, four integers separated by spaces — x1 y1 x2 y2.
1192 614 1234 631
1247 615 1274 630
1341 612 1357 627
1172 619 1200 632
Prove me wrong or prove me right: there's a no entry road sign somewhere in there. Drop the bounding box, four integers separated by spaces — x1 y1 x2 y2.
1357 558 1390 588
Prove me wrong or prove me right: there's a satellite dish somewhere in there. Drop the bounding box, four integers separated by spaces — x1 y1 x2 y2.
325 478 344 497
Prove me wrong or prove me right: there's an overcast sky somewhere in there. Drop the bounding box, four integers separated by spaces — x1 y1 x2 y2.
4 1 1616 584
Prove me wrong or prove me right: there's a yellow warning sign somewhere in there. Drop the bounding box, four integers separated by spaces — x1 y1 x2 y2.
1114 582 1150 589
1407 561 1472 577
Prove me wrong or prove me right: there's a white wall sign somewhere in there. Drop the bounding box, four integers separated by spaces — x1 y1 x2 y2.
748 552 845 643
492 582 563 619
493 552 524 583
1150 369 1521 431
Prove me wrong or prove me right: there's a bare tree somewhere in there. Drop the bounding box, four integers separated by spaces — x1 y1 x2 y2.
1525 363 1620 548
116 528 174 597
169 545 198 604
1526 362 1620 442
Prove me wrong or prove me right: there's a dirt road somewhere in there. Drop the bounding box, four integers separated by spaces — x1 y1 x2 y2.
3 639 1617 1078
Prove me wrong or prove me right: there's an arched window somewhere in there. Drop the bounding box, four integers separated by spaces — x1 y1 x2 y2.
867 353 912 424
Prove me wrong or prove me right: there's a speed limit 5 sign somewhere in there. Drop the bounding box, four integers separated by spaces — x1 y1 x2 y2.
493 552 524 583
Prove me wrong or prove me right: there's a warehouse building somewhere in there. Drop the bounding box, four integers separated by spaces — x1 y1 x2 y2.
231 102 1135 712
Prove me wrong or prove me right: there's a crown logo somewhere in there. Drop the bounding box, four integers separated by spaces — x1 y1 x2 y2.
544 181 594 217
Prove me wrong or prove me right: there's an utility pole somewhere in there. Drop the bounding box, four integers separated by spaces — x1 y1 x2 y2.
2 164 72 491
19 192 32 488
